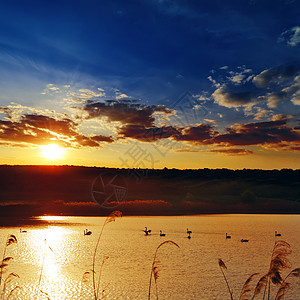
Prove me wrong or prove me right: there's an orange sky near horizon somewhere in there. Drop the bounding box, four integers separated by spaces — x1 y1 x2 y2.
1 140 299 170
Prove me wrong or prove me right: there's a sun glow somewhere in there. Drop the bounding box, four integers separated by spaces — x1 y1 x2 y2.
40 144 66 160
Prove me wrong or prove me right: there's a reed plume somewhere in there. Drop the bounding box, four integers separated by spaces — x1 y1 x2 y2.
239 273 259 300
79 270 94 299
273 267 300 299
251 240 292 299
92 211 122 300
148 241 180 300
6 285 20 300
218 258 234 300
1 273 19 299
252 274 268 299
0 236 17 286
0 235 18 299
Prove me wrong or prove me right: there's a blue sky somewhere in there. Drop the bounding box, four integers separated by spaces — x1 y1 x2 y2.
0 0 299 169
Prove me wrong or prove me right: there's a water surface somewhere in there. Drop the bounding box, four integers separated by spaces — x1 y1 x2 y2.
1 214 300 299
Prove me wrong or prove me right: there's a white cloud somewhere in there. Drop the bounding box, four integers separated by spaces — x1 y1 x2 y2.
282 75 300 105
78 89 105 99
253 65 300 88
278 26 300 47
253 108 273 120
116 93 130 100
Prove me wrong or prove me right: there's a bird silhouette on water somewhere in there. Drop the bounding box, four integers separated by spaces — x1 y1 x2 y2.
144 227 151 236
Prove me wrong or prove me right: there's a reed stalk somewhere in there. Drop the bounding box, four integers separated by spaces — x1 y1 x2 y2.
36 239 52 300
218 258 233 300
92 211 122 300
96 256 109 299
148 241 180 300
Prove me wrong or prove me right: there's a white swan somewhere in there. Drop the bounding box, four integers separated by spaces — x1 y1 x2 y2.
241 238 249 242
187 228 192 234
20 228 27 233
226 233 231 239
275 231 281 237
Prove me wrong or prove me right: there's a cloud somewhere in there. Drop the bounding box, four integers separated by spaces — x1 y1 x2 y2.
212 85 255 108
278 26 300 47
227 68 252 85
282 75 300 105
263 91 288 108
212 118 300 148
83 100 173 126
174 124 217 143
253 65 300 88
207 148 253 155
0 114 114 148
118 125 180 142
116 93 130 100
210 64 300 109
118 123 216 144
175 147 253 155
253 108 273 120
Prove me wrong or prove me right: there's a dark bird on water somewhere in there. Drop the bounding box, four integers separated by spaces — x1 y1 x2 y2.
241 238 249 243
84 229 92 235
144 227 151 236
160 230 166 237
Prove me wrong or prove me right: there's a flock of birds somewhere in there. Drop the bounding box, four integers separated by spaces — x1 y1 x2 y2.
224 231 281 242
143 227 282 242
144 227 193 239
19 227 282 242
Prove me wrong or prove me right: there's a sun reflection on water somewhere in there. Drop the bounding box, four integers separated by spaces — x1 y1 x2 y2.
31 226 70 298
39 215 66 222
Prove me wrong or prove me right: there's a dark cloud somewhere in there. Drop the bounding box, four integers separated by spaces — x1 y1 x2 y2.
22 114 77 137
253 65 300 88
174 124 217 143
212 119 300 147
91 135 114 143
175 147 253 155
118 125 180 142
83 100 173 126
207 148 253 155
0 114 114 148
118 123 216 144
212 86 255 107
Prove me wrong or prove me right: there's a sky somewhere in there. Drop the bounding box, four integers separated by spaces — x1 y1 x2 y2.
0 0 299 170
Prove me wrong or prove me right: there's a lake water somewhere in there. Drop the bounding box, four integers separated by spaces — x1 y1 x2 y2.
1 214 300 300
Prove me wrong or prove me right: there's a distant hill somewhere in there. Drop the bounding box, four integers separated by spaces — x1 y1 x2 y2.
0 165 299 218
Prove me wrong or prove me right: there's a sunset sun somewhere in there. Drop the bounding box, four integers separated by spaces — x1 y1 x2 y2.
40 144 66 160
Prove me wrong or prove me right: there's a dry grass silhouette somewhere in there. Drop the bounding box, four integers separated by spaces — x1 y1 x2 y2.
148 240 180 300
0 235 19 300
91 211 122 300
219 240 300 300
